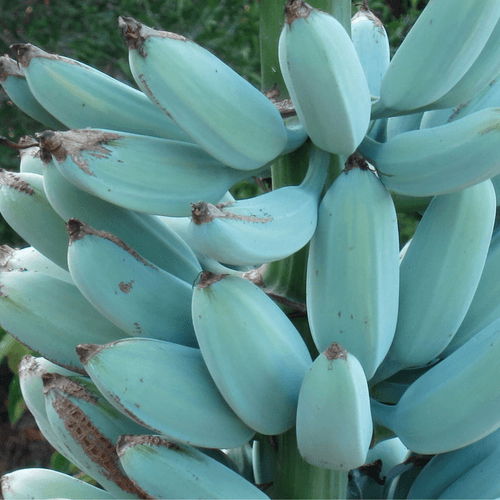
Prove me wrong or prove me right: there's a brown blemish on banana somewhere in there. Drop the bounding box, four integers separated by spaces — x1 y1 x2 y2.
116 434 181 458
353 0 385 30
0 54 24 82
284 0 313 24
35 129 122 176
196 270 225 288
66 219 157 269
11 43 65 68
345 152 372 173
119 280 134 293
42 372 98 404
47 393 152 498
0 169 35 194
0 245 15 270
191 201 273 225
325 342 347 361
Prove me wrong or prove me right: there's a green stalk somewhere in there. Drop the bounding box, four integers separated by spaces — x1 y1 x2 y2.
259 0 353 498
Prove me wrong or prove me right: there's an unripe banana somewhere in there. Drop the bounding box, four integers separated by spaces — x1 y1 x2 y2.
306 157 399 380
351 1 390 99
117 434 269 499
371 318 500 454
66 219 197 347
372 180 496 383
119 16 287 171
77 338 255 449
186 145 329 266
1 468 114 500
296 343 373 471
359 107 500 197
11 43 191 142
192 272 312 435
278 0 371 156
372 0 500 117
37 128 264 216
0 55 65 129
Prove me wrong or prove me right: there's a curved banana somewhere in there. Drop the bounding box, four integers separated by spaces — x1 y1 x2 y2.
1 468 114 500
386 112 424 141
296 343 373 471
36 128 264 216
43 161 201 283
370 318 500 454
407 427 500 499
372 180 496 383
186 145 329 266
351 1 390 99
443 230 500 357
0 55 66 129
365 437 408 478
119 16 286 171
359 107 500 197
0 245 71 283
11 43 191 142
192 272 312 435
0 170 69 270
43 372 151 499
77 338 255 449
278 0 371 156
66 219 197 347
0 269 128 372
18 356 80 461
306 158 399 380
117 434 268 499
371 0 500 118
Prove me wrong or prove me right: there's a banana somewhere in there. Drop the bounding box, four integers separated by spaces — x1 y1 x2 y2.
358 107 500 197
0 170 69 270
371 180 496 384
407 427 500 499
43 160 201 283
1 468 114 500
385 112 424 141
77 338 255 449
281 115 308 155
36 128 265 216
306 156 399 380
119 16 287 171
0 55 66 130
225 443 255 484
192 272 312 435
296 343 373 471
371 0 500 118
11 43 191 142
117 434 269 499
442 230 500 357
370 317 500 454
186 145 329 266
42 372 152 499
351 1 390 99
0 244 71 283
0 269 128 372
252 437 277 486
18 356 81 461
278 0 371 156
66 219 197 347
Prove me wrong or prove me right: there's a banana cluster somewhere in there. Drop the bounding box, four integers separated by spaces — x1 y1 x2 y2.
2 0 500 498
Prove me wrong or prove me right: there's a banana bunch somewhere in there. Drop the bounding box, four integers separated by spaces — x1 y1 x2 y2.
5 0 500 498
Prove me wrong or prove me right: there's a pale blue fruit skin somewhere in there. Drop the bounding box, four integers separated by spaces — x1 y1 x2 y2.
192 274 312 435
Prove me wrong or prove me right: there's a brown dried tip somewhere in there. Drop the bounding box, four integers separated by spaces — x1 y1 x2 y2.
196 270 224 288
10 43 50 68
76 343 104 366
191 201 215 225
66 218 89 242
0 245 15 270
324 342 347 361
118 16 146 55
0 54 24 83
345 152 371 173
284 0 313 24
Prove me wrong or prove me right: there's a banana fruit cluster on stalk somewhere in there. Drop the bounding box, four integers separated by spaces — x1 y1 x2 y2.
2 0 500 498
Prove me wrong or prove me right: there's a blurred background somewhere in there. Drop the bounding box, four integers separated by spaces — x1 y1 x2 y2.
0 0 427 486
